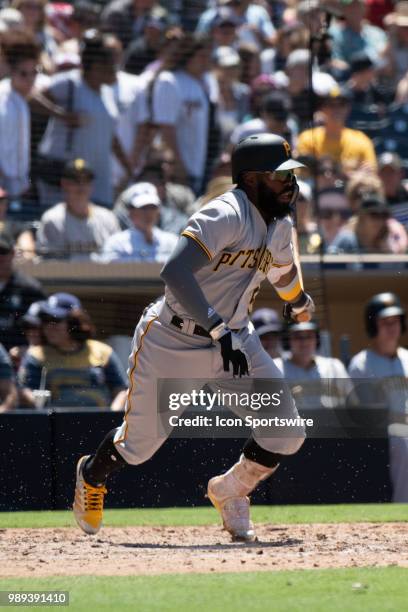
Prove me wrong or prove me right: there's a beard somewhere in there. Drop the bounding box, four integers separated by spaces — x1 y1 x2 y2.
256 180 298 224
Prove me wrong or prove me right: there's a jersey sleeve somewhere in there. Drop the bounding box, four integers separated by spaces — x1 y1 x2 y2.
181 199 242 261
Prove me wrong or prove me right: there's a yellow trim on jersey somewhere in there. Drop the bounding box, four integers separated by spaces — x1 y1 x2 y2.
182 231 212 260
271 260 293 268
115 315 158 444
275 278 302 302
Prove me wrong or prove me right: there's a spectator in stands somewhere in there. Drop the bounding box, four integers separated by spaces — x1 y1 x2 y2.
0 30 40 202
346 51 389 108
122 16 166 75
210 46 250 149
0 342 17 412
329 0 388 66
296 85 378 176
251 308 283 359
209 6 240 51
102 181 178 262
36 159 120 260
278 49 338 133
383 2 408 83
196 0 276 49
329 192 408 254
275 320 352 410
317 187 351 251
345 171 384 212
101 0 173 50
315 156 345 191
378 152 408 206
0 232 45 351
114 161 189 234
11 0 57 71
230 92 292 147
18 292 127 409
236 42 261 87
147 34 216 195
102 35 142 193
9 299 45 370
348 292 408 501
260 20 309 75
35 30 132 210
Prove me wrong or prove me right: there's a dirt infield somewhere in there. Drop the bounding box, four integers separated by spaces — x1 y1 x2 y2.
1 523 407 577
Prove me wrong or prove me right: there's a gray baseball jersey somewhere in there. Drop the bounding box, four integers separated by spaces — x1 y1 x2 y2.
348 347 408 502
114 188 304 466
165 188 293 329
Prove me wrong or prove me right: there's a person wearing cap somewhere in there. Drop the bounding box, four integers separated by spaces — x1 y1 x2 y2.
230 92 293 148
348 292 408 502
0 231 45 351
36 159 120 260
328 192 408 254
346 50 389 108
101 0 173 51
210 45 250 148
18 292 127 409
329 0 388 66
275 320 352 411
101 182 178 263
196 0 276 49
0 340 17 412
209 7 241 50
378 152 408 208
251 307 283 359
296 84 378 176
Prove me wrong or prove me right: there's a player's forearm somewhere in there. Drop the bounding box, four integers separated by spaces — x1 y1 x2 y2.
273 264 303 303
161 236 221 331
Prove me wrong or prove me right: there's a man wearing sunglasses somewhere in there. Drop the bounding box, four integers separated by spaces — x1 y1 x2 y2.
73 133 314 543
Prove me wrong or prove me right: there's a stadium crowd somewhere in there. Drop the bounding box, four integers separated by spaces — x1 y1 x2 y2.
0 0 407 259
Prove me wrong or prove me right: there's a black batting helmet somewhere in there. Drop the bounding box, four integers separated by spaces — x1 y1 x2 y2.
365 292 406 338
231 133 305 183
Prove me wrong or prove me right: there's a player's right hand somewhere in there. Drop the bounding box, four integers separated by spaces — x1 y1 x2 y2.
218 331 249 377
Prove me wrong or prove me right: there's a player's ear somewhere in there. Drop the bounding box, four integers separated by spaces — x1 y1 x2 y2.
243 172 257 187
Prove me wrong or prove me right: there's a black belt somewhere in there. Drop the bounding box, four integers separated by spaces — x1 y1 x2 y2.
170 315 211 338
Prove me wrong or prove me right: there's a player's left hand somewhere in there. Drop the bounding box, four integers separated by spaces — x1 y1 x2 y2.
219 331 250 377
283 292 315 323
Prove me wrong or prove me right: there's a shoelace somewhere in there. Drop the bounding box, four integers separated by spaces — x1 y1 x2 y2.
83 484 107 511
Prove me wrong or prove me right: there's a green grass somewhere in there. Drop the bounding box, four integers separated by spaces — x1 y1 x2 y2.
0 503 407 529
0 568 407 611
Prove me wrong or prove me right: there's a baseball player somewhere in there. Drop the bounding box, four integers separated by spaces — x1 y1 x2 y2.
73 134 315 541
348 293 408 502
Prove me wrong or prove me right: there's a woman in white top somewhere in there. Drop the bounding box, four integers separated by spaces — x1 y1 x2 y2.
0 30 40 199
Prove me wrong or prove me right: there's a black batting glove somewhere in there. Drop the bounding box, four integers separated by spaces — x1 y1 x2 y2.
209 320 250 377
219 331 249 377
